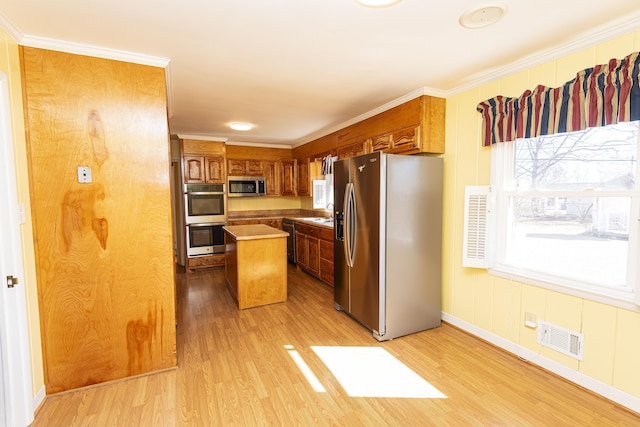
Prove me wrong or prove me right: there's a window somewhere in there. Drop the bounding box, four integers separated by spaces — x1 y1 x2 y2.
490 121 640 307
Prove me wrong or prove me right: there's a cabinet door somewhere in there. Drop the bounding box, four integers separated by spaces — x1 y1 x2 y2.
297 158 310 197
337 141 366 160
247 160 264 175
227 159 247 175
295 233 307 268
205 156 225 183
307 236 319 275
281 160 297 196
184 156 205 183
263 161 280 196
370 135 391 152
390 126 421 154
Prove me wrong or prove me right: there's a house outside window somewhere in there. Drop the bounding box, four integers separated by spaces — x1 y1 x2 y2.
490 120 640 307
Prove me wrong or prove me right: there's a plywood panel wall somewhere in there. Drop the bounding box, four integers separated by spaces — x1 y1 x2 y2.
21 47 176 393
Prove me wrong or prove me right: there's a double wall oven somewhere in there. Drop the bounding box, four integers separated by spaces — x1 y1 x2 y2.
184 183 226 257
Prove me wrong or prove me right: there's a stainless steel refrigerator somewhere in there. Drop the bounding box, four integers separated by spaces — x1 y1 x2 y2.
334 151 443 341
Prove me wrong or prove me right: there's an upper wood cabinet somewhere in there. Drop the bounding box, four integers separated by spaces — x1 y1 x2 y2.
263 160 281 196
205 156 225 183
184 155 205 183
367 126 421 155
297 158 310 197
281 160 297 196
183 155 225 184
337 141 366 160
228 158 264 176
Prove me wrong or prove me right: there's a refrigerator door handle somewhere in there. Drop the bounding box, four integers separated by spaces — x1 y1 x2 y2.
343 182 356 268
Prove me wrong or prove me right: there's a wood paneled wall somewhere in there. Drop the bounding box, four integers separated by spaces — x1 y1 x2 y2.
21 47 177 393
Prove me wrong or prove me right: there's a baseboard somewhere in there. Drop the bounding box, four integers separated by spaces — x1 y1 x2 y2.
441 312 640 415
33 384 46 412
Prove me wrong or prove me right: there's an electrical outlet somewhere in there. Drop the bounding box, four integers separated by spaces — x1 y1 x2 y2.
524 312 537 328
77 166 92 183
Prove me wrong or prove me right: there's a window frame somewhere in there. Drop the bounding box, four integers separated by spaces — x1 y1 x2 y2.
489 124 640 311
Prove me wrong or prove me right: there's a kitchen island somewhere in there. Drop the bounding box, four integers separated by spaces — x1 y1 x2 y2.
223 224 289 309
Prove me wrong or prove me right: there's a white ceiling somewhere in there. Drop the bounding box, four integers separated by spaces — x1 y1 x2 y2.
1 1 640 147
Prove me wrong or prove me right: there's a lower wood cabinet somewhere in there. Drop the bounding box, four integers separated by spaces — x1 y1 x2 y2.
295 222 333 287
186 253 225 271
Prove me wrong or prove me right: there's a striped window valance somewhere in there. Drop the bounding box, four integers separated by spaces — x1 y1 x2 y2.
477 51 640 146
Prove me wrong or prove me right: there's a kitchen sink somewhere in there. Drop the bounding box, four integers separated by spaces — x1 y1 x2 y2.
300 217 334 225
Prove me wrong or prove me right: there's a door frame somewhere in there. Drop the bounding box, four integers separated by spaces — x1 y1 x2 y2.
0 71 34 426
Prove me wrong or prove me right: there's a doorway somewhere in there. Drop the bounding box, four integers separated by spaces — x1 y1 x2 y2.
0 72 34 426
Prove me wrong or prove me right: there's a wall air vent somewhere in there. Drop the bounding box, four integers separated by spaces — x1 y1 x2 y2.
537 321 584 360
462 186 491 268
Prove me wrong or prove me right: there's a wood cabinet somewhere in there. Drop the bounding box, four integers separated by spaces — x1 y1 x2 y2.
295 221 333 286
224 225 288 310
263 160 281 196
319 238 334 286
183 155 225 184
337 141 366 159
297 158 311 197
187 254 225 271
367 126 421 155
281 160 297 196
228 158 263 176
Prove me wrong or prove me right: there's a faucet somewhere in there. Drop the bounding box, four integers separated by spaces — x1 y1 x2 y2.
326 202 334 213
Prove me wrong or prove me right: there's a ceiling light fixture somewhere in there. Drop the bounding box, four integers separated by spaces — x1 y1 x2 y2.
229 122 253 131
459 5 506 29
355 0 402 8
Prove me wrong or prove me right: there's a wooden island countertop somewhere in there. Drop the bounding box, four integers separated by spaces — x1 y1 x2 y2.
223 224 289 309
223 224 289 240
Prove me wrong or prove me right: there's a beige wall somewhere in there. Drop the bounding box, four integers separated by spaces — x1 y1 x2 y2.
443 30 640 398
0 28 45 397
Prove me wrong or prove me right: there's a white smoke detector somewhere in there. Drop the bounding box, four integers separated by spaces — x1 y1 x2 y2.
459 5 506 29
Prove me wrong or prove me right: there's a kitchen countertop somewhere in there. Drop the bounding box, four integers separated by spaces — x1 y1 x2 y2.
223 224 289 240
286 217 334 229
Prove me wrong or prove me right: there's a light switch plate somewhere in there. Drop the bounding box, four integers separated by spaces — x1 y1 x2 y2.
77 166 92 183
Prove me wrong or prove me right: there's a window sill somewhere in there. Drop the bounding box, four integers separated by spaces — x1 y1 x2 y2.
488 266 640 312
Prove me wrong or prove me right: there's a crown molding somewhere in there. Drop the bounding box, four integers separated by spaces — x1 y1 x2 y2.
0 9 22 42
19 34 170 68
176 134 228 142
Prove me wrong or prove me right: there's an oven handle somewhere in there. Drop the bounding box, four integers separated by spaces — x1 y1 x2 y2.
187 222 226 227
185 191 225 195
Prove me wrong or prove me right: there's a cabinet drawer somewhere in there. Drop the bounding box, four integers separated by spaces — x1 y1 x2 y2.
319 239 333 260
188 254 224 269
296 223 317 236
318 227 333 241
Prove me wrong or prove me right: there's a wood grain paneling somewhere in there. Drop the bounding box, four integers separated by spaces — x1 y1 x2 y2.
21 47 176 393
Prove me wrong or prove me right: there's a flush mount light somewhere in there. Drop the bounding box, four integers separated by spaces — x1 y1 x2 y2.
229 122 253 131
459 5 506 29
355 0 402 8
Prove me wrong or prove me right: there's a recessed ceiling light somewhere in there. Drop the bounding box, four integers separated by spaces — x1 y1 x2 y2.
459 5 506 29
229 122 253 131
355 0 402 8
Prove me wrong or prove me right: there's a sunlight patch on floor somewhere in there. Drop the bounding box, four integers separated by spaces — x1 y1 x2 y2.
284 345 326 392
311 346 447 398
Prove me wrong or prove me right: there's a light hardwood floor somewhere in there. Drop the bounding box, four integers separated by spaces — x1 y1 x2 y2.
31 265 640 426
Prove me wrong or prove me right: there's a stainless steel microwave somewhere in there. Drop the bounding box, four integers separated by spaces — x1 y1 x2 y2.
228 176 266 197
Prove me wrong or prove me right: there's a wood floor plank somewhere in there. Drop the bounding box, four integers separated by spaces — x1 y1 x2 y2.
30 264 640 426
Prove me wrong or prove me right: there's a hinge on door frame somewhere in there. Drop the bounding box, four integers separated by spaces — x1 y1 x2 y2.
6 275 18 288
